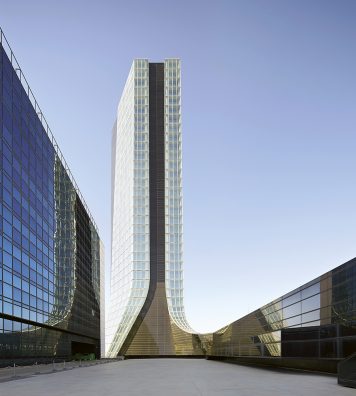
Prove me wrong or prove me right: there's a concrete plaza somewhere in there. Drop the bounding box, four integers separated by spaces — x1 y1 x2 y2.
0 358 354 396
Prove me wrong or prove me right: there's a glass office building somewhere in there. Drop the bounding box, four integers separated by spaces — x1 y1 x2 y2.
209 258 356 370
106 60 203 357
0 30 104 361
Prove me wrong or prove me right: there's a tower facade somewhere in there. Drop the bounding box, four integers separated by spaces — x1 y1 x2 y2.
106 60 203 356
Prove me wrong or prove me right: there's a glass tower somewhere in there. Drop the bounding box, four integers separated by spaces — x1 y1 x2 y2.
0 29 104 361
106 60 203 357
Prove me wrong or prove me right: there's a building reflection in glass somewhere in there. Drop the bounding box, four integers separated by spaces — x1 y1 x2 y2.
211 259 356 359
0 32 102 361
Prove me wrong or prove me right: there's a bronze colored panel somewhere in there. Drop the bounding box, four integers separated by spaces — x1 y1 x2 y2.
126 283 174 355
320 272 332 326
125 282 205 356
171 322 206 355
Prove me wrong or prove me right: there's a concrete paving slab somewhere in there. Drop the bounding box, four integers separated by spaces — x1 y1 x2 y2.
0 358 354 396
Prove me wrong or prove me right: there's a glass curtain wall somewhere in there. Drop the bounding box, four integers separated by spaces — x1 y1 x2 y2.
0 33 101 361
106 60 150 357
164 59 195 333
210 259 356 359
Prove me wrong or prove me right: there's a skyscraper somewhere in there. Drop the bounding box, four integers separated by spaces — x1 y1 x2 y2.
106 60 204 356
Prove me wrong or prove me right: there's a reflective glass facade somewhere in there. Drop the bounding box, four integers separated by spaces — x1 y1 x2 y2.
106 60 150 356
0 31 103 361
107 60 201 357
164 60 194 332
209 258 356 360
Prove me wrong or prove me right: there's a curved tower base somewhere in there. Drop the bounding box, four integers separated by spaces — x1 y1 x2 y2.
122 284 204 356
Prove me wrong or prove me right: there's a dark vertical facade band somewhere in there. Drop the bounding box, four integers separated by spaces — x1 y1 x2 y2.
148 63 165 285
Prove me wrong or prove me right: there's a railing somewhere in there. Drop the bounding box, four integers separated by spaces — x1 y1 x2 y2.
0 358 122 382
0 27 98 233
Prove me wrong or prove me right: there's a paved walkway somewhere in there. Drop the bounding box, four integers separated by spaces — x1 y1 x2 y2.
0 358 354 396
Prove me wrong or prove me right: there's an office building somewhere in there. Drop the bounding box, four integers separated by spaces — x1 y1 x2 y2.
209 257 356 373
0 29 104 361
106 59 203 356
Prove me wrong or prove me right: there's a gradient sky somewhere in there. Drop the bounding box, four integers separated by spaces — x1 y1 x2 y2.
1 0 356 333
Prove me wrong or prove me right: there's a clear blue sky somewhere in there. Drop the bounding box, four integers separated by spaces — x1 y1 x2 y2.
1 0 356 333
